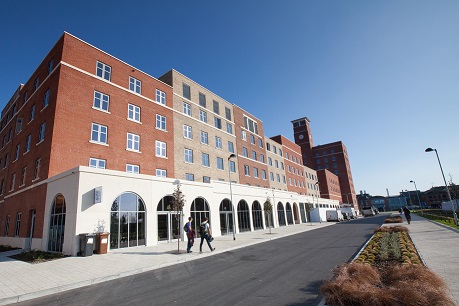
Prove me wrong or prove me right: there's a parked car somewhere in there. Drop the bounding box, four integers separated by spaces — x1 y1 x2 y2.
326 210 344 222
362 206 375 217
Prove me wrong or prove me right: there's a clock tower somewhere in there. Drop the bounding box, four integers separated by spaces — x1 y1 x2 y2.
291 117 315 168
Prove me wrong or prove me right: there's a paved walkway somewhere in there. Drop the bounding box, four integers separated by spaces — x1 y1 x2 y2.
1 215 458 305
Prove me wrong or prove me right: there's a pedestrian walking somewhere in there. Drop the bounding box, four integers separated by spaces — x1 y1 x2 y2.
185 217 194 253
403 206 411 224
199 217 215 254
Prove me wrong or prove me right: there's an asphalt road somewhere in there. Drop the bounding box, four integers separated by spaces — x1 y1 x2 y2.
17 215 385 306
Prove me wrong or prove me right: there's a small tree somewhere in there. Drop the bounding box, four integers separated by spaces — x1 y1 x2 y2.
264 197 273 234
171 184 186 253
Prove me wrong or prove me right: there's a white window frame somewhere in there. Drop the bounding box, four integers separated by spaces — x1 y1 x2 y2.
43 89 50 108
184 148 193 163
202 153 210 167
183 125 192 139
93 91 110 112
199 110 207 123
129 76 141 94
126 164 140 174
91 123 107 144
156 114 166 130
217 157 224 170
128 104 141 122
156 169 167 177
89 158 106 169
156 89 166 105
215 136 222 149
201 131 208 144
241 130 247 141
127 133 140 152
38 122 46 143
156 141 166 157
226 123 233 134
183 102 191 116
244 165 250 176
228 141 234 153
96 61 111 81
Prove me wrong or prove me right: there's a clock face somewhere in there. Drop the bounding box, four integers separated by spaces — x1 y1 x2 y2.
299 134 304 140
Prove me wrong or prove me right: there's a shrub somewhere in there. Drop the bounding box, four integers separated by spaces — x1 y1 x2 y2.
10 250 65 263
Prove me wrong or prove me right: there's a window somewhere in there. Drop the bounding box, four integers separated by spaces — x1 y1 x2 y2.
15 213 21 236
229 160 236 173
214 117 222 129
1 136 5 148
217 157 224 170
4 153 8 168
201 131 208 144
270 172 274 181
280 162 284 170
156 114 166 130
260 153 265 163
29 105 35 122
225 107 231 120
266 143 271 151
8 128 12 142
228 141 234 153
215 136 222 149
243 116 258 134
253 167 259 178
258 138 263 148
244 165 250 176
4 215 10 236
38 122 46 143
262 170 267 180
213 100 219 114
199 110 207 123
43 89 50 108
127 133 140 151
276 174 280 182
226 123 233 134
241 130 246 141
23 91 28 103
202 153 210 167
10 173 16 191
242 147 248 157
128 104 141 122
33 159 40 180
34 77 39 91
156 89 166 105
273 146 277 154
183 102 191 116
0 179 4 195
183 83 191 100
185 173 194 181
332 156 336 161
25 134 31 153
199 92 206 107
250 134 255 144
20 167 26 186
203 176 211 183
156 141 166 157
268 157 272 166
156 169 167 177
94 91 109 112
48 58 54 75
89 158 106 169
91 123 107 144
96 61 111 81
184 148 193 163
129 77 141 94
289 178 293 186
126 164 140 173
183 125 192 139
279 149 283 157
288 165 291 172
252 151 257 160
15 118 23 133
14 145 20 161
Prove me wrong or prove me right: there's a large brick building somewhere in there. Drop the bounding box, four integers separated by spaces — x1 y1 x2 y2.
0 33 343 255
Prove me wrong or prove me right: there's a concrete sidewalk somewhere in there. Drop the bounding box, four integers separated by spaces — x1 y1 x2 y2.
406 213 459 305
0 222 335 305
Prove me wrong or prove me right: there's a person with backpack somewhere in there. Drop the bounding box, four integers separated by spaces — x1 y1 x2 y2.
184 217 194 253
403 206 411 224
199 217 215 254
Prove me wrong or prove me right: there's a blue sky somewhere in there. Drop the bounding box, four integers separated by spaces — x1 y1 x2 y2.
1 1 458 196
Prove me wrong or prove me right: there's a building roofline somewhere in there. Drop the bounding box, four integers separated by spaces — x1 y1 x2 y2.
291 117 310 123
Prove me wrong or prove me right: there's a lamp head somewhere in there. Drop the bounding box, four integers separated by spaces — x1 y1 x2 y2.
228 153 236 160
425 148 434 153
410 180 414 183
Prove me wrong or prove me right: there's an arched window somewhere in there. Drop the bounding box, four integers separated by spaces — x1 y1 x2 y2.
190 197 210 237
237 200 251 232
219 199 234 236
157 196 179 242
277 202 286 226
252 201 263 230
286 203 294 225
110 192 146 249
48 194 66 252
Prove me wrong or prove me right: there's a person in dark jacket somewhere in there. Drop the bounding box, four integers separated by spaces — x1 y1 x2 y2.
403 206 411 224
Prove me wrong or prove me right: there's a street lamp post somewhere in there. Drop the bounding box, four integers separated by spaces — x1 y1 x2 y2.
410 180 423 214
314 181 321 223
425 148 458 225
228 154 237 240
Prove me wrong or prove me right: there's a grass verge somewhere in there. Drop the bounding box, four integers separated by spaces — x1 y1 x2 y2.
9 250 66 264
